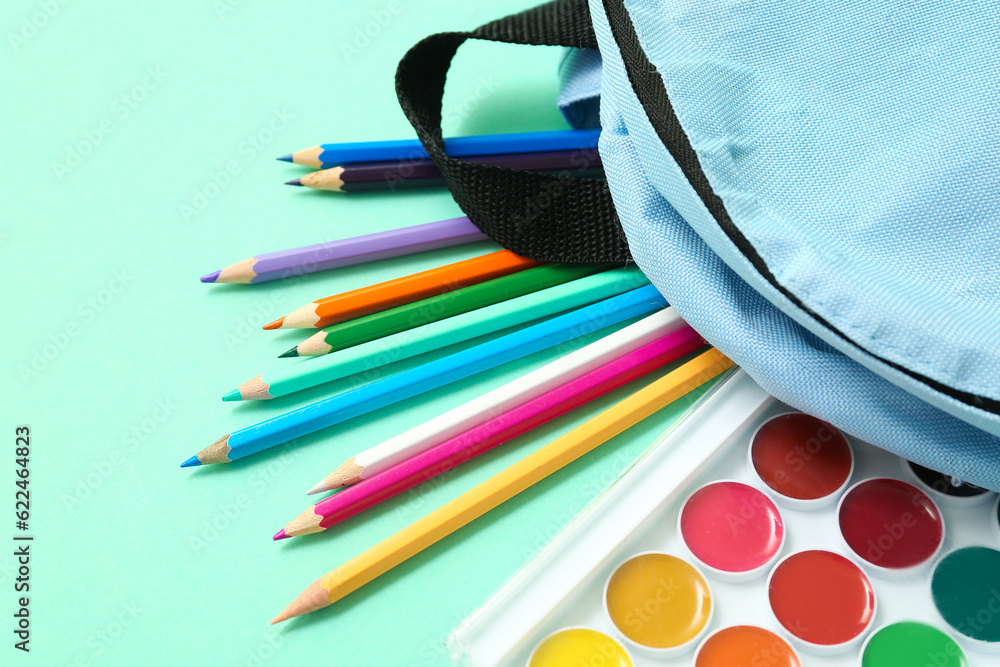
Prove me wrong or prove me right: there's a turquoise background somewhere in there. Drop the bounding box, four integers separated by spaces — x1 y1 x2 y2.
1 2 704 664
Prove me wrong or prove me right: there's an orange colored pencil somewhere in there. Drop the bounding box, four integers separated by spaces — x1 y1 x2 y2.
264 250 544 330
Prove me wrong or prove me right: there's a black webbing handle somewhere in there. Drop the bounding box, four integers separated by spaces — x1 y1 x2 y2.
394 0 629 263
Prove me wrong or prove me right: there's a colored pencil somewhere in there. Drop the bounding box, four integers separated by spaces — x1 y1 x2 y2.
286 149 603 192
224 267 647 401
265 249 544 330
307 308 688 494
199 217 487 284
179 284 666 467
283 264 608 357
278 326 706 538
286 169 606 193
278 129 601 170
270 348 733 623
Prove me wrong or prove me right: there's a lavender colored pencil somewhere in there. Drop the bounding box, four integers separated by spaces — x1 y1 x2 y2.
200 217 487 284
287 148 603 193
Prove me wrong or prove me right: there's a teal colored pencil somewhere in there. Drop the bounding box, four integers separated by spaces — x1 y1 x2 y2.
225 266 648 401
180 284 667 466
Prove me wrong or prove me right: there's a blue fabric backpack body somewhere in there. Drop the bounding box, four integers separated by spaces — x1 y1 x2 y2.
394 0 1000 489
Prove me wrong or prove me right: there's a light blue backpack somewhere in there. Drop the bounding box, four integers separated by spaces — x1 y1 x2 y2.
395 0 1000 489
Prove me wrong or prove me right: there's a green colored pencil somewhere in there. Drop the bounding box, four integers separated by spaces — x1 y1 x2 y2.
224 266 649 401
282 264 609 358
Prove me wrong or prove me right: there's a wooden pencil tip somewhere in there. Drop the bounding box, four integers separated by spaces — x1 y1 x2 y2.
296 167 344 192
192 434 233 466
276 306 321 329
283 506 325 538
273 529 289 541
232 374 273 401
313 458 363 493
213 258 258 284
276 154 293 163
278 347 299 358
200 270 221 283
272 579 329 624
305 481 328 496
263 317 284 330
294 332 332 356
284 178 303 186
291 147 324 169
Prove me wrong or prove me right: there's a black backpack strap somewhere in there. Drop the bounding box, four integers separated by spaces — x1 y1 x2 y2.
394 0 629 263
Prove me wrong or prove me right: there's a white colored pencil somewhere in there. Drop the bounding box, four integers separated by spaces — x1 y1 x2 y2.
306 307 686 494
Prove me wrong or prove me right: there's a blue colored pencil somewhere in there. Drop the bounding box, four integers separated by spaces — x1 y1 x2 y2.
180 284 666 467
278 129 601 170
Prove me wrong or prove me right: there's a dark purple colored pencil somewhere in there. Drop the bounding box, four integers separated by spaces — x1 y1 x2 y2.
288 148 603 192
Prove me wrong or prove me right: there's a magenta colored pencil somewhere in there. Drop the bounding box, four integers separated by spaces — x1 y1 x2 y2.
200 217 487 284
275 325 704 539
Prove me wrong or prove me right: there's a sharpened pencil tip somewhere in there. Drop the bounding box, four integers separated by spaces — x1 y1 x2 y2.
278 347 299 358
273 529 289 541
271 606 295 625
277 154 293 163
222 389 241 402
180 455 201 468
284 178 303 186
272 580 329 623
305 481 327 496
263 317 284 330
200 270 221 283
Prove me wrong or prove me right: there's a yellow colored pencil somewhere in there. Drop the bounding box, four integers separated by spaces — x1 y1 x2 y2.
271 348 733 624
